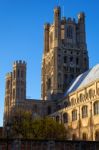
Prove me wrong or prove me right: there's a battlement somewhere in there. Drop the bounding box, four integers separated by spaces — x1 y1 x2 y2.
61 17 66 24
6 72 12 78
78 12 85 21
44 23 50 30
67 17 76 23
54 6 61 14
13 60 26 66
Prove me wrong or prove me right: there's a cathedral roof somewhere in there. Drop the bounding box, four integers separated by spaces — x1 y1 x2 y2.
65 64 99 96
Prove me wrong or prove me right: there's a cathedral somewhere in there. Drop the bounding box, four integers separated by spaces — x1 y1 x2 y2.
4 7 99 141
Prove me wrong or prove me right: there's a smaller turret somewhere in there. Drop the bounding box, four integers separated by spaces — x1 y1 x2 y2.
4 72 12 125
77 12 86 48
78 12 85 23
54 6 61 47
44 23 50 53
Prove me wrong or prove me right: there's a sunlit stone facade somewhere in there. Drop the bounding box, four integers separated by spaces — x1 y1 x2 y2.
41 7 89 100
3 7 99 141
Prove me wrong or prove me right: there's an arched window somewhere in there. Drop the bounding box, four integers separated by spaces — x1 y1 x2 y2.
64 56 67 63
95 131 99 141
21 88 23 99
72 134 76 140
82 105 88 118
94 101 99 115
89 89 95 99
13 89 15 99
47 78 51 90
56 115 60 123
21 70 24 78
67 26 73 39
58 73 62 89
76 57 79 65
71 98 76 105
72 110 77 121
14 70 16 78
97 88 99 96
82 133 87 140
63 113 68 123
17 69 20 78
79 93 84 102
7 80 10 89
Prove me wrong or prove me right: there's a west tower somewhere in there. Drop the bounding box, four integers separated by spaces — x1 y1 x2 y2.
41 7 89 100
4 60 26 126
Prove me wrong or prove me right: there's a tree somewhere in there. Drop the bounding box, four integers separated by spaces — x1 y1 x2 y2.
11 111 68 140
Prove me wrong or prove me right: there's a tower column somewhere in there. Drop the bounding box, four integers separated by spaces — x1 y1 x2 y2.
44 23 50 53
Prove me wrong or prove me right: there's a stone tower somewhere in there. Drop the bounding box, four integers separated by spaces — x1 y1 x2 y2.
4 72 12 125
12 60 26 103
41 7 89 100
4 60 26 125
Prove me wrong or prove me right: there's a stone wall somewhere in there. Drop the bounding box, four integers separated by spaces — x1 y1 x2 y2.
0 139 99 150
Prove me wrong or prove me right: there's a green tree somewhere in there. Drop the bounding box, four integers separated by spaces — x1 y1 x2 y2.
11 111 68 140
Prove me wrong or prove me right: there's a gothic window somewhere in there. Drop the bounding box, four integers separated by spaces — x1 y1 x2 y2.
71 98 76 105
47 106 51 115
94 101 99 115
14 70 16 78
64 56 67 63
95 131 99 141
67 26 73 39
72 134 77 140
13 89 15 99
21 70 24 78
58 73 61 89
97 88 99 95
21 88 23 99
7 80 10 89
70 67 74 73
64 74 68 83
72 110 77 121
79 93 84 102
82 133 87 140
63 113 68 123
89 89 95 99
56 115 60 122
76 57 79 65
17 88 20 98
82 105 88 118
70 57 73 62
17 69 20 78
47 78 51 90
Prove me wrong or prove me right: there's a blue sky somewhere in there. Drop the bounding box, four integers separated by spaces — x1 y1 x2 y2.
0 0 99 126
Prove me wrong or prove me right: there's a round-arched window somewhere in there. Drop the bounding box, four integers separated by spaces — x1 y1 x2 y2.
63 113 68 123
94 101 99 115
95 131 99 141
82 105 88 118
72 110 77 121
82 133 87 140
